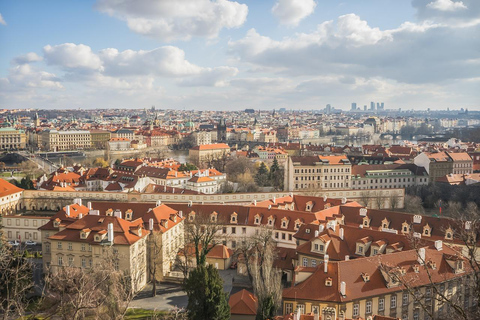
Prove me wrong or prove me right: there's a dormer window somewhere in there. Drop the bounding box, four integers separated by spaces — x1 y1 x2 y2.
325 277 333 287
445 227 454 240
53 219 60 228
125 209 133 220
230 212 238 224
356 244 364 255
210 212 218 223
428 260 437 270
268 217 274 226
254 214 261 225
95 235 101 242
413 264 420 273
106 209 113 216
423 224 432 237
363 216 370 228
361 273 370 282
281 218 289 229
306 228 311 234
401 221 410 234
381 218 390 229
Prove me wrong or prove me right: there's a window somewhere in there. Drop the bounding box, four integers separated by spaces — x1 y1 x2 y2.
391 295 397 308
402 292 409 306
81 258 86 268
231 227 236 234
68 242 72 250
282 233 286 240
242 227 246 234
57 242 62 249
303 258 308 267
57 256 63 266
231 241 236 249
275 232 279 239
68 257 74 266
413 309 419 320
425 287 432 301
311 259 317 267
45 243 50 253
289 234 292 241
366 301 372 314
379 298 385 311
285 303 293 314
297 304 305 314
353 303 359 317
314 243 319 251
372 248 378 255
81 243 86 251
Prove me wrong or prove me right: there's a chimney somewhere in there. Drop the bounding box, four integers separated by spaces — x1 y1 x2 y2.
314 230 319 237
319 225 324 233
253 200 257 206
188 200 192 207
65 205 70 216
114 210 122 219
273 196 276 203
340 281 346 296
339 228 344 240
341 197 347 204
89 210 100 215
418 247 426 265
78 213 83 219
149 218 154 231
324 254 329 273
156 200 162 207
323 195 327 202
107 223 114 243
179 210 183 218
87 202 92 210
345 255 349 261
435 240 443 251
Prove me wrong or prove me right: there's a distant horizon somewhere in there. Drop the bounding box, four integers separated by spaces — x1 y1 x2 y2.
1 0 479 110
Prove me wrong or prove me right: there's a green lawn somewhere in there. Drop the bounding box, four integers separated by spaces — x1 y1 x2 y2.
125 308 168 319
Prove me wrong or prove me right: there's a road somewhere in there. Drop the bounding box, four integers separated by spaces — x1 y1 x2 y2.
17 151 58 174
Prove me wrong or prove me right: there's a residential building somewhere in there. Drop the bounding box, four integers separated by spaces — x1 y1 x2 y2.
0 127 26 150
285 155 352 192
351 164 428 190
189 143 230 166
108 137 132 151
41 129 91 151
2 215 50 242
90 129 111 149
414 151 473 183
0 178 23 214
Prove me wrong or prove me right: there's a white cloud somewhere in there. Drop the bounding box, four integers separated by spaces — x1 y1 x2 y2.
95 0 248 41
44 43 103 70
272 0 316 26
13 52 43 65
0 64 63 91
229 14 480 84
427 0 467 11
0 13 6 25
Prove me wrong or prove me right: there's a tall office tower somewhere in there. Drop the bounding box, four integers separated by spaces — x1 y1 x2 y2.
326 104 332 114
351 103 357 111
380 102 384 110
364 105 367 111
370 102 375 110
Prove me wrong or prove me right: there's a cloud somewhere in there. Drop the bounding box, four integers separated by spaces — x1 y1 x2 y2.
427 0 467 11
44 43 103 70
177 66 238 87
0 13 6 25
0 64 63 92
95 0 248 41
13 52 43 65
272 0 316 26
229 14 480 84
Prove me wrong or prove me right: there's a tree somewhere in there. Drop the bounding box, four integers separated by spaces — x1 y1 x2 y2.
381 203 480 320
255 162 269 187
237 172 258 193
269 158 284 191
236 229 282 320
179 163 197 172
404 195 425 214
93 157 109 168
0 240 34 320
225 156 254 182
184 264 230 320
148 233 163 297
359 191 371 207
42 247 137 320
183 211 225 267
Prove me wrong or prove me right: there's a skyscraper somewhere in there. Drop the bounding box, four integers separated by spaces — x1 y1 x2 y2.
370 102 375 110
351 103 357 111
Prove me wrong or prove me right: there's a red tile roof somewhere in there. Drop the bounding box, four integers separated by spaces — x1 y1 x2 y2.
229 289 257 316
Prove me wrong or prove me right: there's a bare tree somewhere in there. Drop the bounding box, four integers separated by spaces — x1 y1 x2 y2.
359 191 371 207
42 247 138 320
0 241 33 320
374 191 385 209
404 195 425 214
148 232 163 297
236 228 282 320
182 211 227 268
388 193 401 210
381 204 480 320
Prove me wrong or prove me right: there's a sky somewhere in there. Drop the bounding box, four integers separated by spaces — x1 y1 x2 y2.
0 0 479 111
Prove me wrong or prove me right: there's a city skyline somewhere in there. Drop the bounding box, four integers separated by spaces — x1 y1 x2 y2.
1 0 479 110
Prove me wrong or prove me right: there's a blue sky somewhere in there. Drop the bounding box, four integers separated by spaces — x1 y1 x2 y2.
0 0 478 110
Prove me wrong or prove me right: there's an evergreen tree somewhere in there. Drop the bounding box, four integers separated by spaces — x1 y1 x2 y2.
255 162 269 187
179 163 198 172
184 265 230 320
269 158 284 191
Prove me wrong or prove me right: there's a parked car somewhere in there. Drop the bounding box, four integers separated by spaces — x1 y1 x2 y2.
25 240 37 246
8 240 20 247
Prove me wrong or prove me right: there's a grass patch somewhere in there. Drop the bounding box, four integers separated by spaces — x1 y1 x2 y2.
125 308 168 319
